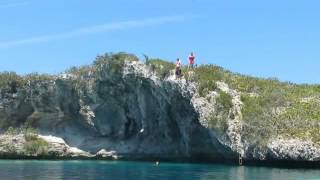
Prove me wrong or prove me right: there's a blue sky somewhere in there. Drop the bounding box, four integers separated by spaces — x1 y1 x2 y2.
0 0 319 84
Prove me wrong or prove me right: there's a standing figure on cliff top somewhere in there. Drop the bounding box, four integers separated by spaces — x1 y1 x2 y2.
175 58 182 79
188 52 195 69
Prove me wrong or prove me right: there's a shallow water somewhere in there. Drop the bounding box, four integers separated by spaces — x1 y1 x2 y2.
0 160 319 180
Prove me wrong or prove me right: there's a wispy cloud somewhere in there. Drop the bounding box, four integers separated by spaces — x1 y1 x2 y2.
0 15 189 48
0 1 29 8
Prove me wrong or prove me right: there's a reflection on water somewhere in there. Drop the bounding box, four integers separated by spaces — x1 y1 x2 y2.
0 160 319 180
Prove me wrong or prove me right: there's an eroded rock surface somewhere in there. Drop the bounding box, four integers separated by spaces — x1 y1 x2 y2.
0 59 319 164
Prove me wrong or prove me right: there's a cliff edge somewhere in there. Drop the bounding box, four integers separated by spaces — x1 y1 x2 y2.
0 53 319 165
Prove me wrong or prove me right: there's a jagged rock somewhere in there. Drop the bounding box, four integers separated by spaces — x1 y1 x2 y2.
96 149 118 159
39 135 93 157
267 137 320 161
0 134 26 155
0 59 319 164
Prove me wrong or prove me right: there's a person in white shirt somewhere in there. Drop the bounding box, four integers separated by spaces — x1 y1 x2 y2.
175 58 182 78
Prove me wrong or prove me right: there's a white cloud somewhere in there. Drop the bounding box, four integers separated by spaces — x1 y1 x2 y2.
0 1 29 8
0 15 188 48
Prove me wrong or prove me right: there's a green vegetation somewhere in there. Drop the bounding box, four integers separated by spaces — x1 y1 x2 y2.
3 144 16 154
240 84 320 145
23 127 49 156
65 52 139 81
24 73 55 82
5 127 18 136
275 100 320 143
208 114 228 134
2 126 49 156
240 94 276 145
93 52 138 74
208 91 233 134
0 72 24 93
1 127 18 153
0 52 138 93
181 63 320 145
0 71 55 93
217 91 233 110
141 58 320 145
148 59 175 79
198 80 217 97
24 138 49 156
1 53 320 146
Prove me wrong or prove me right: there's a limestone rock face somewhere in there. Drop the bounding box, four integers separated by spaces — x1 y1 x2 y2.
267 138 320 161
0 61 236 160
0 60 319 163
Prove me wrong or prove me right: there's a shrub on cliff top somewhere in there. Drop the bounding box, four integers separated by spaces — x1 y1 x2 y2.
189 63 320 145
24 73 55 82
93 52 138 67
147 59 175 79
198 80 217 97
217 91 233 109
0 71 55 93
92 52 139 78
0 72 24 92
1 52 320 145
5 127 18 136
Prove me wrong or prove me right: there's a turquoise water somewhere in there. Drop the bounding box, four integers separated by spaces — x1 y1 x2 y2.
0 160 319 180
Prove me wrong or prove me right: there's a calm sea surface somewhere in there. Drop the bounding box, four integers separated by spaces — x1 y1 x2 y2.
0 160 319 180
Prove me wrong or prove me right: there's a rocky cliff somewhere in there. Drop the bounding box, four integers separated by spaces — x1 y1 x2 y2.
0 53 319 165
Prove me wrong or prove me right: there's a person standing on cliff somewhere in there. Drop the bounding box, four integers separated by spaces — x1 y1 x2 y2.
175 58 182 79
188 52 195 69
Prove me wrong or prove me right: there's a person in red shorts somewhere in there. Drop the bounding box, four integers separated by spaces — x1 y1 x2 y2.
188 52 195 69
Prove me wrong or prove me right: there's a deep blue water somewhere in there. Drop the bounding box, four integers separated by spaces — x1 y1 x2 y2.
0 160 319 180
